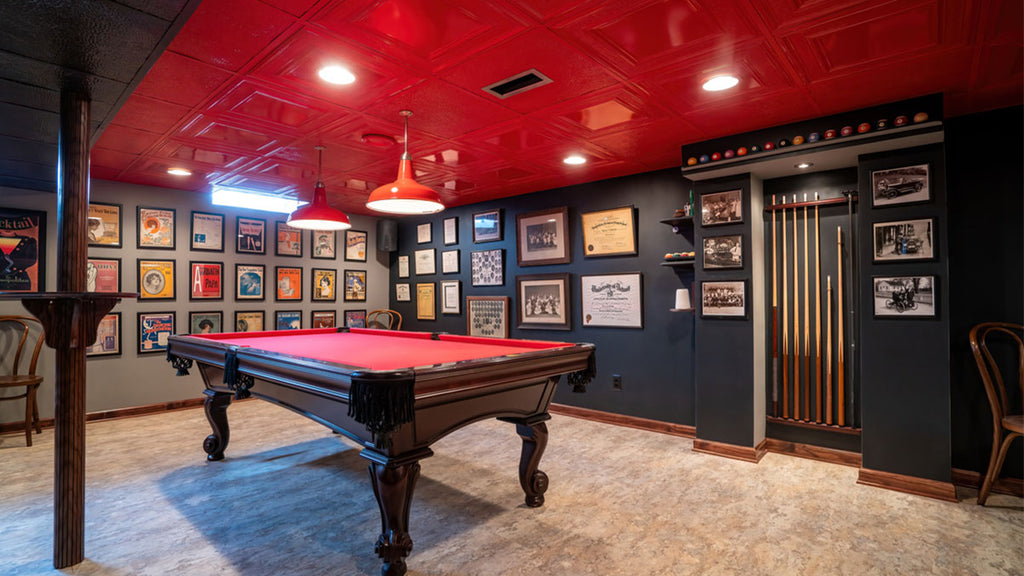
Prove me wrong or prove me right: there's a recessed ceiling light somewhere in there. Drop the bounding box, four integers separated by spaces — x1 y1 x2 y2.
795 162 813 169
702 75 739 92
318 65 355 85
361 133 396 147
563 155 586 165
167 168 191 176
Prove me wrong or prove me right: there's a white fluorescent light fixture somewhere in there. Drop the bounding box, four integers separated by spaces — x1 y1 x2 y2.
212 186 307 214
702 75 739 91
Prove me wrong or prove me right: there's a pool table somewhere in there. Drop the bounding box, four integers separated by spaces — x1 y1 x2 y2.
166 327 595 576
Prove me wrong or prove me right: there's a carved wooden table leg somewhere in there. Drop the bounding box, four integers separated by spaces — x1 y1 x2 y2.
499 414 551 507
203 390 232 461
362 448 433 576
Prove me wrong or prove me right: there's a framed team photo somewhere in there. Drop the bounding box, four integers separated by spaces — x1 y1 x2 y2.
138 311 174 354
137 207 175 249
701 280 746 318
312 268 337 302
189 311 222 334
311 230 336 259
236 216 266 254
702 235 743 270
189 261 223 300
190 211 224 252
345 229 368 262
471 249 503 286
137 259 175 300
275 222 302 257
467 296 509 339
871 164 930 207
86 313 121 357
516 273 570 330
700 190 742 227
516 206 570 267
235 264 265 301
275 266 303 301
87 202 121 247
311 310 336 328
234 310 264 332
344 269 367 302
275 310 302 330
87 257 121 293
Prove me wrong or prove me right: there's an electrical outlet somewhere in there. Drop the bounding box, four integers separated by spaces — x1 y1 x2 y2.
612 374 622 390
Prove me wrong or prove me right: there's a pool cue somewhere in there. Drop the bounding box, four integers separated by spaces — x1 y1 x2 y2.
792 195 800 420
781 196 789 418
837 226 845 427
814 192 822 423
771 194 779 416
826 275 833 425
802 194 810 420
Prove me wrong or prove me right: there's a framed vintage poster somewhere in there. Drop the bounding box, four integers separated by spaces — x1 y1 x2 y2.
416 283 435 320
275 266 302 301
234 310 264 332
443 217 458 245
397 255 410 278
87 257 121 293
873 275 937 318
86 312 121 357
441 280 461 315
417 222 432 244
700 190 742 226
236 216 266 254
871 164 930 207
516 206 570 266
581 206 636 258
702 235 743 270
581 272 643 328
189 261 223 301
345 309 367 328
442 249 460 274
235 264 265 301
467 296 509 339
275 222 302 257
312 268 337 301
138 311 174 354
311 230 336 259
471 249 503 286
138 206 175 249
516 273 571 330
344 269 367 302
414 248 435 275
311 310 336 328
345 229 368 262
701 280 746 318
87 202 121 247
873 218 934 262
276 310 302 330
138 259 175 300
190 211 224 252
189 311 222 334
473 209 502 243
395 283 411 302
0 207 46 292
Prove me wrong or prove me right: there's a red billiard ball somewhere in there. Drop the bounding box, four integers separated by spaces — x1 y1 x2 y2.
824 129 837 139
711 152 722 161
857 122 870 133
792 135 805 145
723 149 735 158
894 115 908 127
764 141 775 151
687 157 698 166
736 147 748 156
840 125 853 136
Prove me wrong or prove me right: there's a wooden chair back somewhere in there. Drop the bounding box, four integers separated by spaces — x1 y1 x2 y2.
970 322 1024 427
366 309 402 331
0 315 44 377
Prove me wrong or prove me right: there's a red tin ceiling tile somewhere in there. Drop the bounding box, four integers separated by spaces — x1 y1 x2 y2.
751 0 891 33
90 147 140 171
169 0 296 72
180 115 292 154
109 95 191 133
261 0 323 17
682 89 819 139
133 52 234 108
590 118 705 164
94 124 164 155
210 80 346 131
535 85 673 139
153 141 250 170
458 117 570 157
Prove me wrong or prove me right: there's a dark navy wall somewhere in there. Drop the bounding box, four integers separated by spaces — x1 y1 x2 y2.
388 168 696 425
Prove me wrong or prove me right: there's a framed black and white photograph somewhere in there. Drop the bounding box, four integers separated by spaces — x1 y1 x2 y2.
275 221 302 257
138 311 174 354
872 164 930 207
417 222 432 244
235 264 265 301
311 310 336 328
873 275 936 318
701 280 746 318
872 218 934 262
473 209 502 243
396 283 411 302
414 248 435 275
311 230 336 259
189 311 222 334
88 202 122 248
516 273 570 330
234 310 264 332
471 249 503 286
86 313 121 357
442 249 459 274
397 255 410 278
581 272 643 328
191 211 224 252
443 217 458 245
516 206 570 266
138 207 175 249
236 216 266 254
275 310 302 330
581 206 636 257
441 280 461 315
138 259 175 300
702 235 743 269
467 296 509 339
345 229 367 262
312 268 337 302
700 189 742 227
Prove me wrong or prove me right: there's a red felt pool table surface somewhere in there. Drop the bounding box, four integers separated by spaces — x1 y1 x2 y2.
192 327 571 372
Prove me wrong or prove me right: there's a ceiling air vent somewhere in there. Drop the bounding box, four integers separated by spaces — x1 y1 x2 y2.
482 69 552 99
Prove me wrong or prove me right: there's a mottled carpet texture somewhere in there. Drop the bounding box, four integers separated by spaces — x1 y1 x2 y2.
1 401 1021 576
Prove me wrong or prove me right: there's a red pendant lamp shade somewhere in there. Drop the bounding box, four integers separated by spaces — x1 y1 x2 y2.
287 147 351 230
366 111 445 215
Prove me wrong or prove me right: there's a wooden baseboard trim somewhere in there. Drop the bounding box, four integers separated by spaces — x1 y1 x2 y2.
763 437 862 468
692 438 768 463
951 468 1024 497
0 397 206 436
550 404 696 438
857 467 958 502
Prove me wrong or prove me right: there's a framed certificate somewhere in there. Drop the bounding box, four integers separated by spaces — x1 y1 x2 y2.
580 272 643 328
414 248 435 275
417 283 435 320
581 206 636 257
441 280 461 315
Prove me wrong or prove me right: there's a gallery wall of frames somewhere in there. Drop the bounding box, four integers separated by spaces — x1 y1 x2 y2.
0 179 389 423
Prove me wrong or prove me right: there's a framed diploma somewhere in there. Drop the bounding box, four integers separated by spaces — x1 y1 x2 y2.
440 279 460 314
414 248 435 275
580 272 643 328
581 206 636 257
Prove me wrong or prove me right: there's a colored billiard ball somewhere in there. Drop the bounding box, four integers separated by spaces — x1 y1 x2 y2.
913 112 929 123
857 122 870 133
711 152 722 161
824 129 837 139
876 118 889 130
808 132 820 142
723 149 735 158
687 156 698 166
840 125 853 136
894 115 908 127
699 154 710 163
736 147 748 156
792 135 805 145
763 141 775 151
750 145 761 153
778 139 790 147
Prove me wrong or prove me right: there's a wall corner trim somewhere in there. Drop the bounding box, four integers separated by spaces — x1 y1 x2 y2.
857 467 958 502
693 438 768 463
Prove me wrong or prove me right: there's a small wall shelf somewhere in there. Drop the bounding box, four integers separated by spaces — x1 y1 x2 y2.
660 216 693 234
660 259 695 267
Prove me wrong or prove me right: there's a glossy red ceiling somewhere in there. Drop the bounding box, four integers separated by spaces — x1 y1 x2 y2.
92 0 1023 214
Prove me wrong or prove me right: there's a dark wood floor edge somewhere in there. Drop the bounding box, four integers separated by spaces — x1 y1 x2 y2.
549 404 696 438
0 397 207 435
856 467 958 502
951 468 1024 497
692 438 767 463
763 437 862 468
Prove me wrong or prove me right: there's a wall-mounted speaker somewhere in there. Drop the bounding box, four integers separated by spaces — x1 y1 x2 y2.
377 219 397 252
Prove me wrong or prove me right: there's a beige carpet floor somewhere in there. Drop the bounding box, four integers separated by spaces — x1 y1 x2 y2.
1 400 1021 576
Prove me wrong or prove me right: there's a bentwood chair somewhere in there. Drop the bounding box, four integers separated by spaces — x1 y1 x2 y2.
969 322 1023 505
0 315 45 446
366 309 402 331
